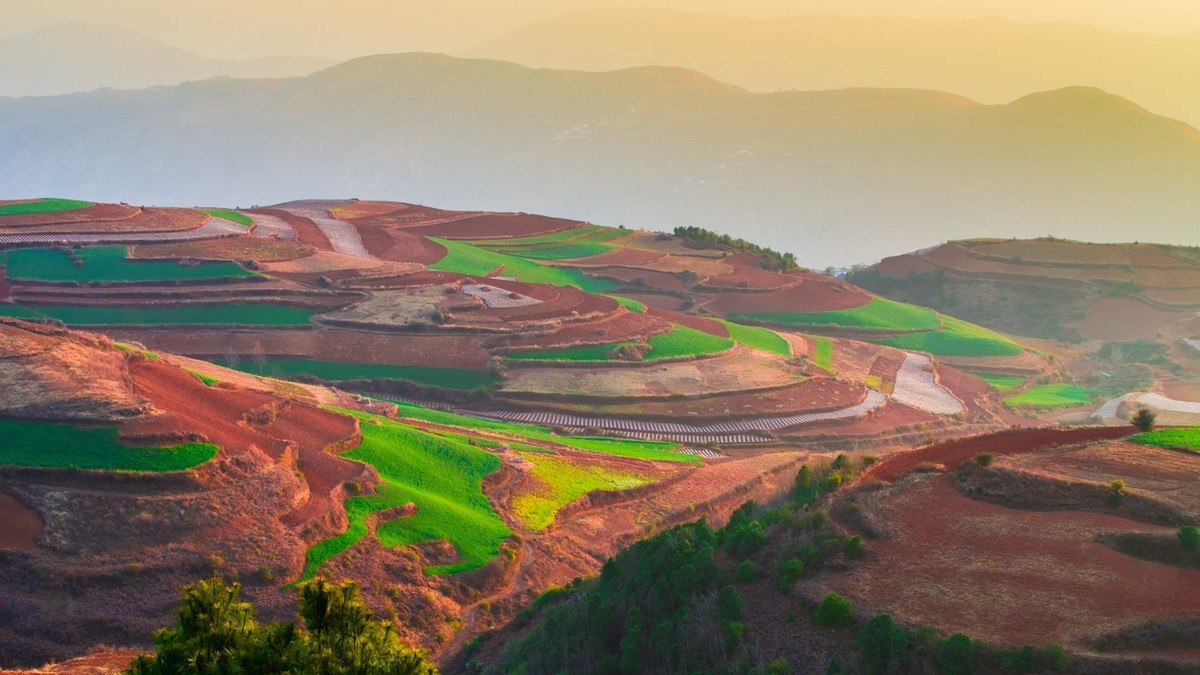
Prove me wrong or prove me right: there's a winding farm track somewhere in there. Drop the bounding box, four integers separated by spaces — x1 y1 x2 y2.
1094 391 1200 421
891 352 964 415
273 200 371 258
0 216 245 246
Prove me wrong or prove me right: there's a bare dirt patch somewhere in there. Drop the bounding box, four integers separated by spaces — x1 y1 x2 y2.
407 214 582 239
0 208 206 235
0 491 42 552
1076 298 1184 340
563 247 667 267
131 237 315 263
705 275 871 314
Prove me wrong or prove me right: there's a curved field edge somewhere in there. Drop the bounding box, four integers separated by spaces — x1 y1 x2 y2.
730 297 940 331
385 400 696 464
0 198 94 216
879 314 1023 356
298 409 511 580
428 238 618 293
0 419 216 471
214 358 497 391
506 324 733 362
1131 428 1200 453
511 453 654 531
1005 383 1103 408
6 246 258 283
200 209 253 227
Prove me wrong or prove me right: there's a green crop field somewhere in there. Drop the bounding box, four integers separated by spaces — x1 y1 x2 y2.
510 243 616 260
718 320 790 356
512 453 652 531
0 419 216 471
388 401 695 464
12 303 314 326
1131 427 1200 454
508 324 732 363
971 373 1025 390
880 315 1023 357
610 296 646 313
811 335 834 372
0 305 45 320
1004 383 1102 408
6 246 258 283
731 297 940 331
299 411 510 579
429 238 618 293
0 198 94 217
200 208 253 228
216 358 496 390
469 224 617 248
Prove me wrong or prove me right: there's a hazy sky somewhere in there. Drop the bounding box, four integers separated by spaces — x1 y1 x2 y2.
2 0 1199 60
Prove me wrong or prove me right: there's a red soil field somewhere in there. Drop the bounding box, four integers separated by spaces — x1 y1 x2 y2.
865 426 1132 483
330 200 413 220
933 365 991 417
616 292 687 311
1076 298 1182 340
789 401 940 440
700 253 801 290
348 270 464 289
251 209 333 250
705 275 871 314
874 252 938 277
461 276 562 303
0 202 139 228
504 310 672 350
406 213 583 239
868 353 904 384
357 224 447 265
974 240 1184 267
0 271 12 302
1130 266 1200 288
916 243 1128 283
460 286 618 323
645 306 729 337
112 328 495 370
588 266 688 292
0 207 207 235
1141 287 1200 308
0 491 42 552
343 203 462 227
565 247 667 267
131 236 315 263
825 472 1200 648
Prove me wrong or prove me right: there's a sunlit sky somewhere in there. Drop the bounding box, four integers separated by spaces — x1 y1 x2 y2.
2 0 1199 59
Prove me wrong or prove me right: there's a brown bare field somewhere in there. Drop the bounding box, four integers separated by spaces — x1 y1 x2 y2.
1162 379 1200 402
321 286 452 329
114 328 494 370
504 310 671 350
607 231 725 258
823 471 1200 649
0 208 208 235
562 246 667 267
700 254 801 290
866 426 1132 483
131 236 315 263
787 401 939 440
0 271 12 301
587 266 688 292
500 346 801 399
0 491 42 552
407 213 582 239
645 306 729 337
973 240 1184 267
641 255 732 277
261 250 418 276
329 200 412 220
916 242 1129 282
936 349 1048 375
1141 287 1200 308
1076 297 1184 340
0 203 139 228
357 225 447 264
0 649 139 673
705 275 871 314
462 286 617 324
934 365 991 417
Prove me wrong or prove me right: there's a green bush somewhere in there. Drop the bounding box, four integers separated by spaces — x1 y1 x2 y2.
936 633 976 675
813 592 854 628
1041 643 1071 672
717 585 744 623
1180 525 1200 551
843 535 863 559
974 452 994 467
1105 479 1126 506
1132 408 1157 432
764 658 793 675
853 614 913 675
823 473 843 492
734 560 759 582
777 558 805 592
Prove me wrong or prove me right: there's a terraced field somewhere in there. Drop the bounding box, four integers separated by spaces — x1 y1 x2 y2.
1005 383 1102 408
430 238 618 292
6 246 258 283
0 418 216 471
0 198 93 217
511 453 654 531
0 304 315 325
507 324 733 362
217 358 497 390
881 315 1023 357
731 297 939 331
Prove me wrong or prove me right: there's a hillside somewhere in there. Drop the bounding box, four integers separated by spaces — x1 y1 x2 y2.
0 22 331 97
465 9 1200 128
1 54 1199 266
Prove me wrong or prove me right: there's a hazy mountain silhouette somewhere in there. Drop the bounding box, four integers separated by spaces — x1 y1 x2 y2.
465 9 1200 128
1 53 1197 266
0 22 332 96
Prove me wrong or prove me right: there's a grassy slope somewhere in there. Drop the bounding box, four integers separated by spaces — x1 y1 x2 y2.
507 324 733 362
0 419 216 471
0 198 93 216
512 453 652 531
972 373 1025 390
389 401 696 464
429 238 618 293
216 358 496 390
731 297 940 331
200 209 254 228
6 246 257 283
811 335 834 372
880 314 1023 357
1005 383 1102 407
0 304 314 325
300 411 510 578
1131 428 1200 453
718 320 790 356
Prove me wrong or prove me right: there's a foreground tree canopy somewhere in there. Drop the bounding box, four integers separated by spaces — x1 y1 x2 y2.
128 577 437 675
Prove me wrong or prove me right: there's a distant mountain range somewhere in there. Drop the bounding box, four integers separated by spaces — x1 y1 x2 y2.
1 53 1198 266
0 22 332 97
464 9 1200 129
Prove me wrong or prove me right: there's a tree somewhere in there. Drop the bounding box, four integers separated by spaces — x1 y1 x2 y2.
853 614 913 674
128 577 437 675
1105 479 1126 506
717 585 744 623
1132 408 1157 432
1180 524 1200 551
813 592 854 628
936 633 976 675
